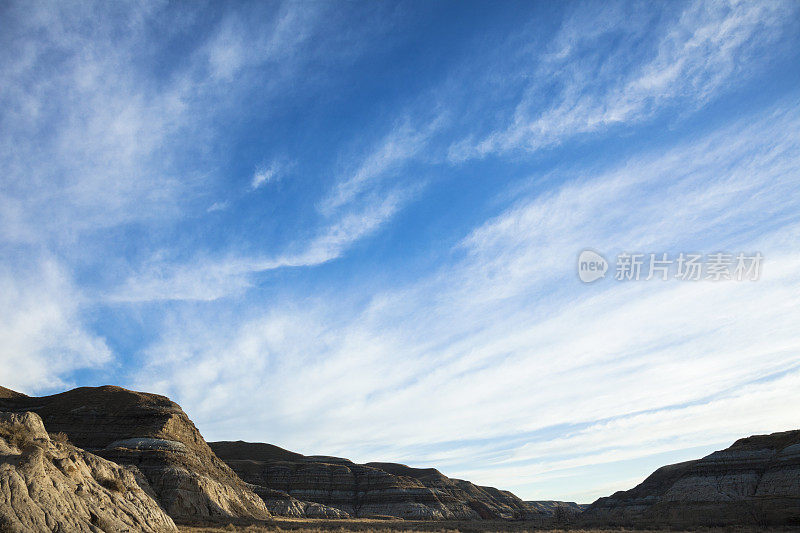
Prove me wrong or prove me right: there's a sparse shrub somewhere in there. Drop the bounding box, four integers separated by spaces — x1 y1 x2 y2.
0 421 39 451
553 504 578 526
50 431 70 444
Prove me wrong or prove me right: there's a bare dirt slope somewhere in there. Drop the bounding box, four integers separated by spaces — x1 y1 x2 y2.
177 516 786 533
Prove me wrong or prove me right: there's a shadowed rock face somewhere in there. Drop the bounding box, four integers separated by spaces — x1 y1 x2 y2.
0 386 270 522
583 430 800 527
526 500 588 516
210 440 543 520
0 411 177 533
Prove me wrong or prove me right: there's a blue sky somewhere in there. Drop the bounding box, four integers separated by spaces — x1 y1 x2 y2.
1 0 800 503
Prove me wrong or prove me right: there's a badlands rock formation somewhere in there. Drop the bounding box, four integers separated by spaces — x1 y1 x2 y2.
0 411 177 532
210 440 542 520
583 430 800 526
526 500 587 516
0 386 270 522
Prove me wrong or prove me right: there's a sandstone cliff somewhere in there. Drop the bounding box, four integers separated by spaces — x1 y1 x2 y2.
0 386 270 523
583 430 800 527
0 411 177 532
210 440 542 520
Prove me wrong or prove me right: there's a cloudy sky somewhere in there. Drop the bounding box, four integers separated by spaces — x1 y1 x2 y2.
2 0 800 502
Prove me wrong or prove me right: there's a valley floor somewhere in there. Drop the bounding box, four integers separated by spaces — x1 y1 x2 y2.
178 517 799 533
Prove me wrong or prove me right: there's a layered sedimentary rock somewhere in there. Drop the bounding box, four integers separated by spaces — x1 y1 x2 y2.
0 411 177 532
210 440 543 520
526 500 588 516
0 386 270 522
583 430 800 526
246 484 350 518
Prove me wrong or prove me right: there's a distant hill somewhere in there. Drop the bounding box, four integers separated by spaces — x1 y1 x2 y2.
211 440 544 520
583 430 800 527
526 500 588 515
3 383 797 529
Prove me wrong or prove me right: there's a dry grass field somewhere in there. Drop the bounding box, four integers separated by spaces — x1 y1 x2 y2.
177 516 799 533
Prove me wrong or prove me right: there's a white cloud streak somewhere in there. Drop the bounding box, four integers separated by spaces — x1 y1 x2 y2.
0 258 111 394
4 0 799 504
115 109 440 302
0 0 341 383
134 102 800 500
320 116 444 215
251 163 279 190
449 0 798 160
0 1 330 245
113 187 414 302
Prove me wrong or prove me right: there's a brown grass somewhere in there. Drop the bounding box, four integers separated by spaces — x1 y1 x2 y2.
177 517 797 533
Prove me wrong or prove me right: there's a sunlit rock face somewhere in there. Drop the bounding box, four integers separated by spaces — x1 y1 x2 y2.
0 410 178 533
210 440 544 520
0 386 271 522
583 430 800 527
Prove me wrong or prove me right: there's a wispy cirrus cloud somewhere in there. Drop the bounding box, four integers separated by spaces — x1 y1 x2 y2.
449 0 798 160
251 169 276 190
0 0 369 380
134 101 800 500
1 0 417 302
4 0 800 505
453 370 800 500
0 2 192 242
203 3 321 83
112 187 414 302
107 0 794 304
320 114 445 215
116 107 442 302
0 0 385 247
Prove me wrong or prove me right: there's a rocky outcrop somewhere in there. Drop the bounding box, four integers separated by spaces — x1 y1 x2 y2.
526 500 588 516
0 386 270 523
210 440 543 520
0 411 177 532
366 461 539 519
583 430 800 527
246 484 351 518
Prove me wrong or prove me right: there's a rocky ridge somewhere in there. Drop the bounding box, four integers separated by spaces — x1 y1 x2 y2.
583 430 800 526
526 500 588 516
6 383 796 528
210 440 543 520
0 411 177 532
0 386 270 522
